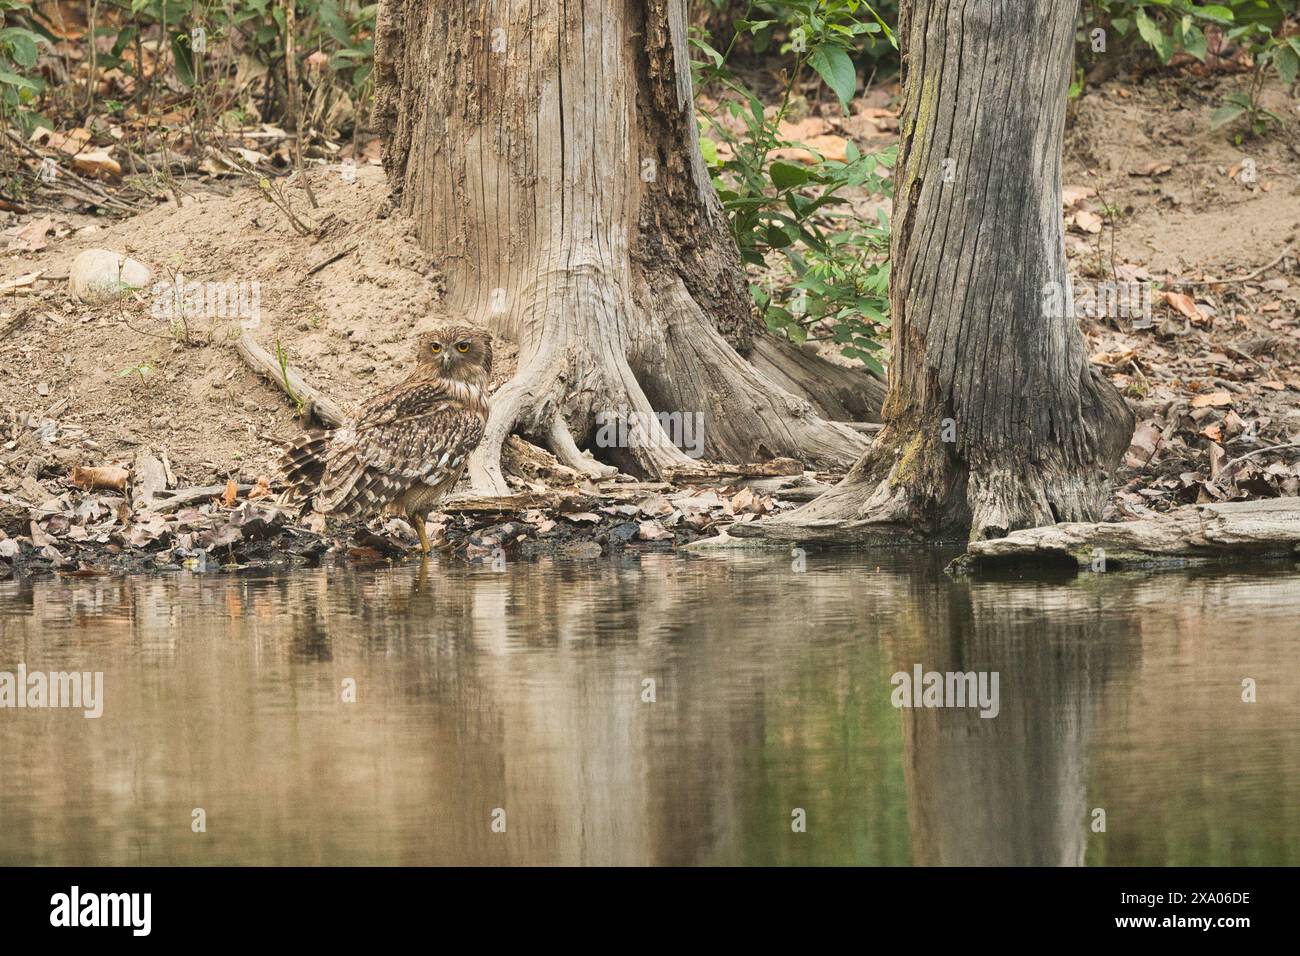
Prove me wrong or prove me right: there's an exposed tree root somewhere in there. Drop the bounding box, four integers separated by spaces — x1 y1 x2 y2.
463 267 869 496
732 371 1133 547
748 334 886 423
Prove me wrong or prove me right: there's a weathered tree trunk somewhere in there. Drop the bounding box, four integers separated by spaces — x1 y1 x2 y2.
373 0 867 494
736 0 1134 544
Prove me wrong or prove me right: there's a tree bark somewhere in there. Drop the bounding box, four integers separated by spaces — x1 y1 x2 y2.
735 0 1134 544
373 0 867 494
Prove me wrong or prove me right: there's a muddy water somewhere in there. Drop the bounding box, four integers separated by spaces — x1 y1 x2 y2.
0 553 1296 866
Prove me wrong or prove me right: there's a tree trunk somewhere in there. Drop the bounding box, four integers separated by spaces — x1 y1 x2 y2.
736 0 1134 544
373 0 867 494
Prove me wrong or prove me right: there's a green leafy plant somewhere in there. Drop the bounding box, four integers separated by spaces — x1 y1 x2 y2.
47 1 377 129
1211 88 1286 135
118 360 156 386
692 1 896 372
699 0 900 74
1077 1 1299 134
741 144 895 374
0 0 46 131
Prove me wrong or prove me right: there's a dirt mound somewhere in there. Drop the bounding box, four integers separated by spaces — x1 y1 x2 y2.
0 166 507 492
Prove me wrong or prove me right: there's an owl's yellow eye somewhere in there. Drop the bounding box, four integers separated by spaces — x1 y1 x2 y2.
456 342 470 353
429 342 442 354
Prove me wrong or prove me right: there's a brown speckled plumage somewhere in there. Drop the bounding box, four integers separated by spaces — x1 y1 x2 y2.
279 326 492 551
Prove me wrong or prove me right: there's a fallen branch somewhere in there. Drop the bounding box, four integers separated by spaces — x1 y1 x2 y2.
440 490 589 513
236 331 346 428
958 498 1300 572
150 484 253 512
661 457 805 484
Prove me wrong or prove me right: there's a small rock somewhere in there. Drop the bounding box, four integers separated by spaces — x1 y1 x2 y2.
609 522 639 544
69 249 153 305
637 520 673 541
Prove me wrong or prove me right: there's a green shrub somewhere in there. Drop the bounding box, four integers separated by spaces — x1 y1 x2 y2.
692 1 897 374
0 0 46 131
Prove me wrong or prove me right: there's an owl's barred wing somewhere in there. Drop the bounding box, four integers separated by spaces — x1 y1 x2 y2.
314 380 486 517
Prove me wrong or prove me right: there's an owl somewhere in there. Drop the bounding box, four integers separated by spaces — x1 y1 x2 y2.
278 325 492 553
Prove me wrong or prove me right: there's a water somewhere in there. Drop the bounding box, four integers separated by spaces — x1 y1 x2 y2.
0 553 1296 866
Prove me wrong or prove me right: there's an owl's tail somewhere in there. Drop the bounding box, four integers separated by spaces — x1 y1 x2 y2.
276 430 332 511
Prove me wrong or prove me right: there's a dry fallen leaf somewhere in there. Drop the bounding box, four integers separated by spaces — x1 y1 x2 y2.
0 272 42 294
1133 162 1173 177
1062 185 1096 208
1124 421 1163 469
220 478 239 507
1190 390 1233 409
1162 291 1206 323
777 117 833 140
11 217 54 251
637 520 673 541
770 134 849 165
30 126 92 155
69 464 129 492
1072 209 1104 234
1089 348 1137 367
70 150 121 180
247 475 273 500
1208 441 1226 481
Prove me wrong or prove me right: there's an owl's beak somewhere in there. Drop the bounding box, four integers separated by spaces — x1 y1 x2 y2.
441 353 452 371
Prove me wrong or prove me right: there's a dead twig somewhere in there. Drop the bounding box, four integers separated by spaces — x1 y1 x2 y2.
151 484 254 512
1223 442 1300 470
1166 244 1294 288
236 331 346 428
283 0 318 210
1 130 142 214
302 243 359 279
